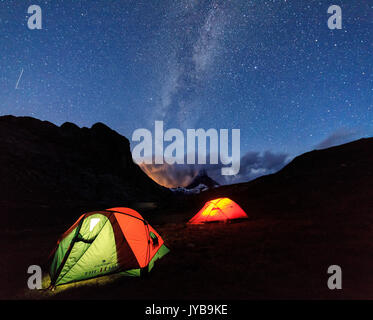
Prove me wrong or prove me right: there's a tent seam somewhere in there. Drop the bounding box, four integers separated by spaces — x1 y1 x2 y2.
57 216 110 284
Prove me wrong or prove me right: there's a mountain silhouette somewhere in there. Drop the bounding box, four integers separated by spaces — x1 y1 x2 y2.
0 115 170 227
186 169 220 190
2 116 373 299
199 137 373 218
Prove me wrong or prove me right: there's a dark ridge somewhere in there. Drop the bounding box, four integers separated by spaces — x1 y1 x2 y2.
0 115 171 228
197 137 373 219
186 169 220 190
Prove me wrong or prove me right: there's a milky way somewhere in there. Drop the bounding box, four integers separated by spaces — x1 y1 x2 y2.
0 0 372 185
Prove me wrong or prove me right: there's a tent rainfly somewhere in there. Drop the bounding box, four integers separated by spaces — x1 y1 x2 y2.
188 198 248 224
48 207 169 287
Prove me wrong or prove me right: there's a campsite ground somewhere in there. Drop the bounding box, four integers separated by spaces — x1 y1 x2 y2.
3 208 373 300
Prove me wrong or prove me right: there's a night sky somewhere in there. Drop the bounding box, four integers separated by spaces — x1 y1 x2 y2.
1 1 372 186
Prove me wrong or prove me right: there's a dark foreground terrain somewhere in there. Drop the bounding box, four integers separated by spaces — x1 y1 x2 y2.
1 116 373 299
3 211 373 300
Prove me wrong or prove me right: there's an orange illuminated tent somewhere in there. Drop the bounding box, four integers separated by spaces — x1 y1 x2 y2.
188 198 248 224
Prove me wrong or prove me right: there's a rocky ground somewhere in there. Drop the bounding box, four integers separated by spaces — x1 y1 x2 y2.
3 208 373 300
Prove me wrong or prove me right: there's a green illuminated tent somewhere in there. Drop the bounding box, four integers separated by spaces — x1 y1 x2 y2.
48 207 169 287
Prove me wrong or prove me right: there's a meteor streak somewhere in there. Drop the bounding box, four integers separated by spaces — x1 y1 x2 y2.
15 68 24 89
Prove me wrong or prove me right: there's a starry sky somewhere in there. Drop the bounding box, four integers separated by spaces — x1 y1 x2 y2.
0 0 372 186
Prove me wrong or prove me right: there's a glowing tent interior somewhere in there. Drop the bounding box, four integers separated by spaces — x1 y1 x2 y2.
188 198 248 224
48 207 169 287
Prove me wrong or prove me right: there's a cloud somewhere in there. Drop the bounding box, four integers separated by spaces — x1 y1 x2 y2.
315 129 358 150
139 150 289 188
140 162 198 188
208 150 289 185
